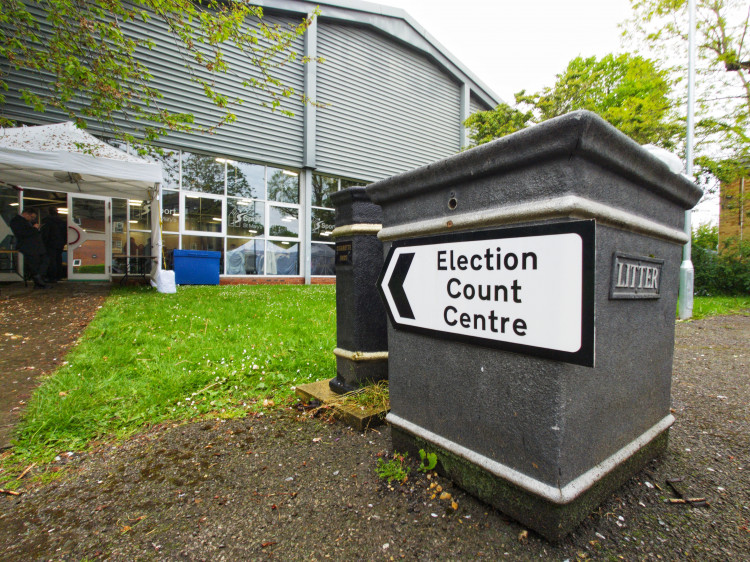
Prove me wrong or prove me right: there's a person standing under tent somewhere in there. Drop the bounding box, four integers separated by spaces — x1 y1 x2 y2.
10 209 50 289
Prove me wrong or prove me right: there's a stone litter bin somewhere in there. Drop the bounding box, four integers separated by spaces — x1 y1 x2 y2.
368 111 702 540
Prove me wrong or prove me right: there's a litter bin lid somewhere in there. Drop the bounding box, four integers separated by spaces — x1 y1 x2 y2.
173 249 221 258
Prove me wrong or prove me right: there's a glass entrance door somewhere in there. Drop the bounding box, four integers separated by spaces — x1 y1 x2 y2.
67 194 111 280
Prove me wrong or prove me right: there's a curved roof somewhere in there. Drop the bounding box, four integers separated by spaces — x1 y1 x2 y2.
253 0 502 109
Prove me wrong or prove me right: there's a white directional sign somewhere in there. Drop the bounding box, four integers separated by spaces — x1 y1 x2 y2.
378 221 595 366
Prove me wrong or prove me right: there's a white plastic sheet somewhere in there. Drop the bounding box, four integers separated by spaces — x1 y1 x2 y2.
154 269 176 294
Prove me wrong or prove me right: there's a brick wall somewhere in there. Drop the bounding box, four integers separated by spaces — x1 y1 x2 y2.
219 277 336 286
719 178 749 249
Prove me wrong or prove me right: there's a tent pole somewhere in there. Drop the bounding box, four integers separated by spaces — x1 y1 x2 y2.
151 183 162 277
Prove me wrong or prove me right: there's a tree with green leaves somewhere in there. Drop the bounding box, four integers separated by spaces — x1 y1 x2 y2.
0 0 317 147
463 102 533 147
623 0 750 183
465 53 681 149
691 223 749 294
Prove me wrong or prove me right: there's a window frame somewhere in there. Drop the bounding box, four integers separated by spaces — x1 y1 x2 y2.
180 191 225 237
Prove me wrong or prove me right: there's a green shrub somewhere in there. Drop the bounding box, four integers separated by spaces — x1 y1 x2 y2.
691 226 749 296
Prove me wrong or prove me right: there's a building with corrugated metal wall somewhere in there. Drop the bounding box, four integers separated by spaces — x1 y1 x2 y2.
1 0 500 283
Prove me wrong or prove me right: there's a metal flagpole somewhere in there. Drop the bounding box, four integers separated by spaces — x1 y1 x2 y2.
679 0 697 319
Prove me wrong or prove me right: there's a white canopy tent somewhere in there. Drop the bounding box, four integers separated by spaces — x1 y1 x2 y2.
0 122 164 276
0 122 163 198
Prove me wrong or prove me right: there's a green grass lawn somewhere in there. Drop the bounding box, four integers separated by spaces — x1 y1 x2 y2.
6 284 336 467
686 295 750 319
3 286 747 475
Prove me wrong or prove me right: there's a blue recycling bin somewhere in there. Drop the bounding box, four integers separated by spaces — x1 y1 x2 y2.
173 249 221 285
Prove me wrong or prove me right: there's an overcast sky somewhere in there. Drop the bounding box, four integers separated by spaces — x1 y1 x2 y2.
387 0 633 102
382 0 717 224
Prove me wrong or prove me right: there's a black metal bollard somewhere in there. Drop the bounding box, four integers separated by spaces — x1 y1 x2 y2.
329 187 388 394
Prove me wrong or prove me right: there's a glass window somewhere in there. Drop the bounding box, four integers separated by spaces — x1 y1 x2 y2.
226 238 264 275
1 186 20 274
266 241 299 275
161 190 180 232
184 195 222 233
268 206 299 238
71 239 106 275
181 234 224 273
138 147 179 190
267 167 299 203
111 255 126 275
152 162 372 278
21 189 63 213
71 198 106 234
341 179 366 189
311 243 335 276
128 231 151 256
162 233 179 270
312 174 338 208
128 199 150 231
311 208 335 242
111 198 128 257
227 198 264 237
228 161 265 199
182 234 223 252
182 152 225 195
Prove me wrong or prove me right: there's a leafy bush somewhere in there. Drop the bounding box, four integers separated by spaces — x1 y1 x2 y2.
692 225 750 296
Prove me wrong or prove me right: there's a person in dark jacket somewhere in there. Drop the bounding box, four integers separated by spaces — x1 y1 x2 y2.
10 209 50 288
41 207 67 281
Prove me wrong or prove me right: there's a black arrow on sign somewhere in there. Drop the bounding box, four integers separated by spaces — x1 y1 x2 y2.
389 252 415 319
